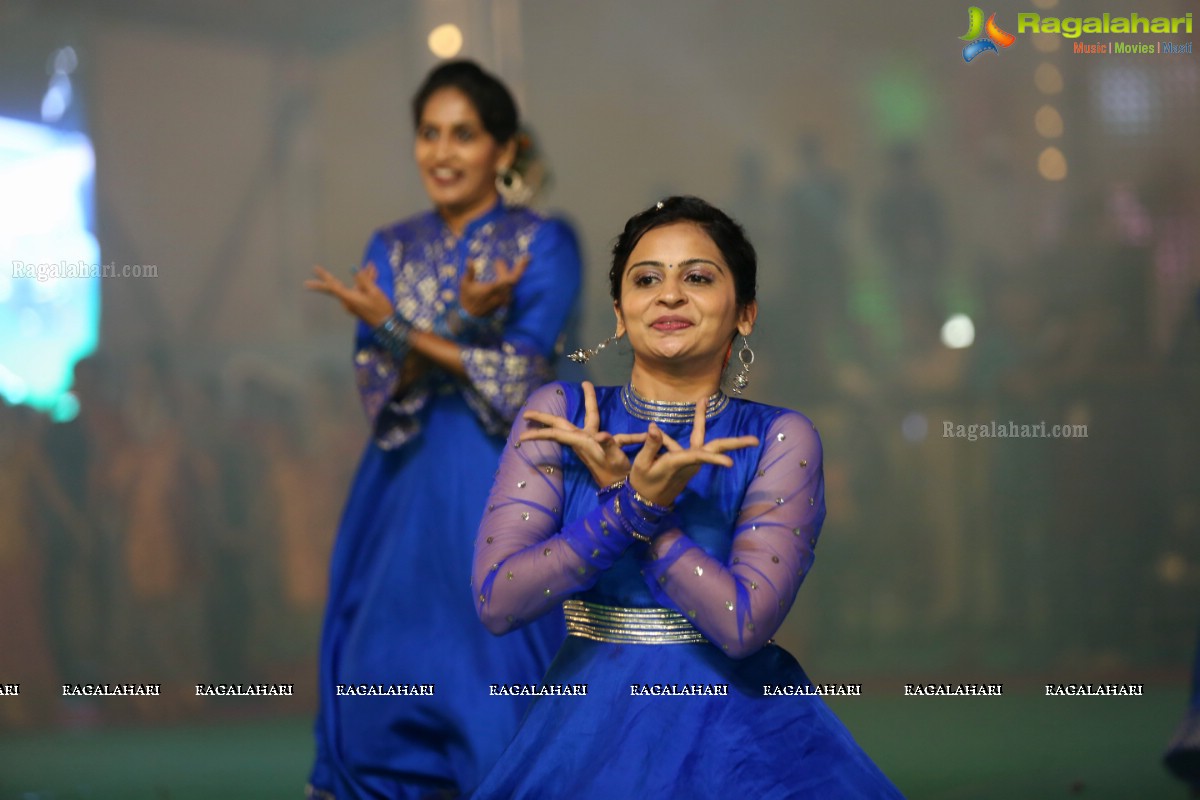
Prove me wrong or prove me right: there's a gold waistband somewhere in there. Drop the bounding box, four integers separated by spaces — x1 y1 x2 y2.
563 599 707 645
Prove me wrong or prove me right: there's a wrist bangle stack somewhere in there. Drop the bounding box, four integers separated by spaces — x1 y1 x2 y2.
596 478 626 500
613 495 652 544
629 486 674 515
373 312 411 359
611 482 672 544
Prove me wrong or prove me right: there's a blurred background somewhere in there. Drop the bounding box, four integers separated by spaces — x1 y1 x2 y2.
1 0 1197 796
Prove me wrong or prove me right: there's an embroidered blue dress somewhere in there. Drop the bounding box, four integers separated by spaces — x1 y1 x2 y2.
309 201 580 799
469 382 903 799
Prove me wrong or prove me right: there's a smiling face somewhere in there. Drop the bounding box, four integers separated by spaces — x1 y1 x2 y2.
414 87 514 232
614 222 756 373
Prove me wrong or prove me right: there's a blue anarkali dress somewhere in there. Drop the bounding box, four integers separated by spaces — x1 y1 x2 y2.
308 201 580 799
469 382 903 798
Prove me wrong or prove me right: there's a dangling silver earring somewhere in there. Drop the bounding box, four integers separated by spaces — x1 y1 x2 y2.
568 331 621 363
731 337 754 394
495 167 529 207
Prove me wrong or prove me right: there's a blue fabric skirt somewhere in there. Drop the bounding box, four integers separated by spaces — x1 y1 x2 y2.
310 393 564 799
472 636 903 799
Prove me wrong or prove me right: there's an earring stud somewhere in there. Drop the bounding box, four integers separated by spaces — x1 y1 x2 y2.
568 331 621 363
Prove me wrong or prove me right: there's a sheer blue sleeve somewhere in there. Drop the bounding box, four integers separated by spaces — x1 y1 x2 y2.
460 219 582 430
472 383 667 634
641 412 825 659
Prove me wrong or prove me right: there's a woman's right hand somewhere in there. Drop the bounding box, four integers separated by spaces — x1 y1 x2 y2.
459 255 529 317
518 381 646 488
628 400 760 508
305 262 394 328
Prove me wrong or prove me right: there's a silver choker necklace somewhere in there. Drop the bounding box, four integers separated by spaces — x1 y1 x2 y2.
621 383 729 424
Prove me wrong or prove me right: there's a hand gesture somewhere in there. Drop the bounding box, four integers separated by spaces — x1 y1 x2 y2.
518 381 647 488
628 399 760 507
459 255 529 317
305 262 394 328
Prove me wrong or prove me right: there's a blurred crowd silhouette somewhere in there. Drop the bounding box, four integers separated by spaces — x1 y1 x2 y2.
0 352 362 728
740 137 1200 675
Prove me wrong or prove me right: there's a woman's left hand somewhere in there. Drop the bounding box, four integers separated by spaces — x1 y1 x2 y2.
628 399 760 508
518 381 646 487
459 255 529 317
305 262 394 328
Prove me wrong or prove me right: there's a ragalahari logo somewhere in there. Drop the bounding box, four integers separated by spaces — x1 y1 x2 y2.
960 7 1016 62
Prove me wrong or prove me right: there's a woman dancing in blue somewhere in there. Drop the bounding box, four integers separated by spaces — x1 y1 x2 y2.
470 196 902 798
305 61 580 799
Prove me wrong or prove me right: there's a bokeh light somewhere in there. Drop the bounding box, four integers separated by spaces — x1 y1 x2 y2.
1038 146 1068 181
428 24 463 59
1034 105 1063 138
1035 63 1063 95
940 313 975 349
1032 33 1061 53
